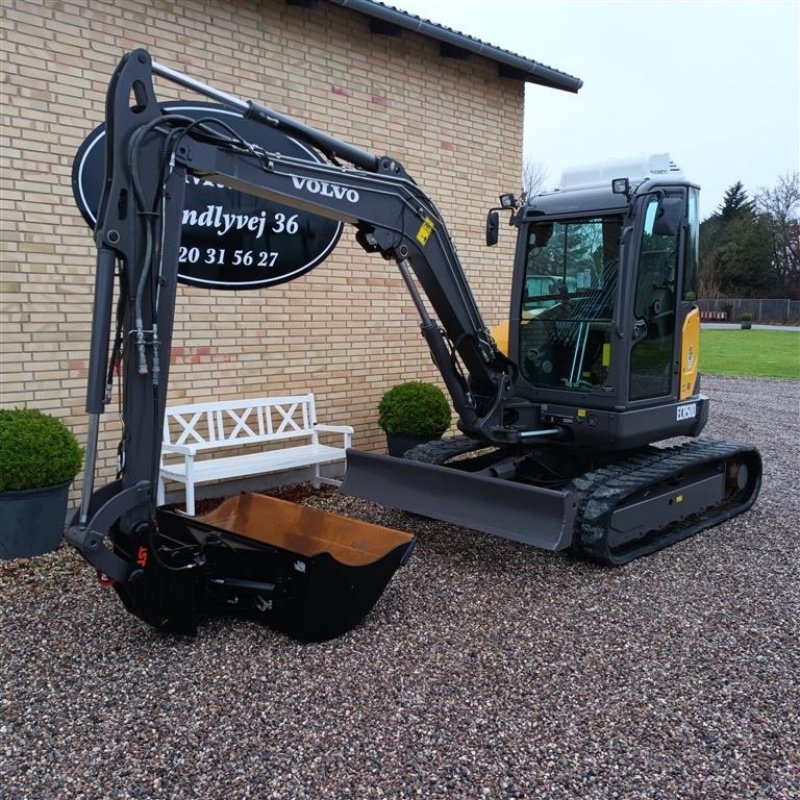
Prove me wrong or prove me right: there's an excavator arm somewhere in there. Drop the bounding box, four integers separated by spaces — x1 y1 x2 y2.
182 132 513 428
67 49 520 601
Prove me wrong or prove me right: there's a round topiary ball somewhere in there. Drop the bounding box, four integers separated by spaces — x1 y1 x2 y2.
0 408 83 491
378 381 451 437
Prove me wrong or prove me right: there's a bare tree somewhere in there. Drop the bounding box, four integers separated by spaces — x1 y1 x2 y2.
699 264 722 299
522 159 550 199
757 172 800 298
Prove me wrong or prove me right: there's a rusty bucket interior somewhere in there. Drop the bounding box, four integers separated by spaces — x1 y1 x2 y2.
197 492 413 565
156 492 415 641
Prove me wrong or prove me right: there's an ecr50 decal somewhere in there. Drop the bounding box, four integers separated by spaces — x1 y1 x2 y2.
677 403 698 421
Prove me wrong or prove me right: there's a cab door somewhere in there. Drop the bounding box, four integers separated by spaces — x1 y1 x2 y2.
628 191 686 401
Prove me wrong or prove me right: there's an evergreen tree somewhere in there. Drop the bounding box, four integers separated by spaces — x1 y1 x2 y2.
710 214 774 297
718 181 756 221
700 181 776 297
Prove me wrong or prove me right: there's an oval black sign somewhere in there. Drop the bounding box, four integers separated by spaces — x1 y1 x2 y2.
72 102 343 290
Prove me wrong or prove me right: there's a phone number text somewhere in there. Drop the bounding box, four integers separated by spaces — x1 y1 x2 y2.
178 247 280 268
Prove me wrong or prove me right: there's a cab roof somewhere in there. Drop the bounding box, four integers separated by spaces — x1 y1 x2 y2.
523 154 698 220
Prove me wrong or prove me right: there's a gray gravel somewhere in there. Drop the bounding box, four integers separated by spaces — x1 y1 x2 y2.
2 375 798 800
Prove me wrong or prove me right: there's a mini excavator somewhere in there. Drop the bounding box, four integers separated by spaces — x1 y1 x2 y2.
67 51 761 638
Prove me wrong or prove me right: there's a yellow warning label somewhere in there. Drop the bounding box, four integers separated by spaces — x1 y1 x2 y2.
416 216 435 246
577 408 587 418
602 343 611 367
675 494 684 504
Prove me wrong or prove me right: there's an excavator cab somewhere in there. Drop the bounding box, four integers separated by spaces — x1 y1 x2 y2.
498 156 707 450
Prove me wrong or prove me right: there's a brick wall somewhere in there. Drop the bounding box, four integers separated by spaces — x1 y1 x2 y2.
0 0 524 498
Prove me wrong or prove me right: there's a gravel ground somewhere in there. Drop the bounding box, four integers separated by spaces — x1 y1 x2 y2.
1 375 798 800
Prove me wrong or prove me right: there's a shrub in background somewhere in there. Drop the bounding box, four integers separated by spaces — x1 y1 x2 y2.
0 408 83 491
378 381 451 437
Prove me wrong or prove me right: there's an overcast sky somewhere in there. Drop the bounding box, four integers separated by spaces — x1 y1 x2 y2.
387 0 799 219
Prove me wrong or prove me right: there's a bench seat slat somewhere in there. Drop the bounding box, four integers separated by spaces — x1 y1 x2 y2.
160 444 346 483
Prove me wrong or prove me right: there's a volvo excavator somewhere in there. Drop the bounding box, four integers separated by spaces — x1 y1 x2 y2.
66 50 761 639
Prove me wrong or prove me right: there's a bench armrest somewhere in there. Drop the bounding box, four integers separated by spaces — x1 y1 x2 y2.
314 423 353 448
314 424 354 435
161 442 197 456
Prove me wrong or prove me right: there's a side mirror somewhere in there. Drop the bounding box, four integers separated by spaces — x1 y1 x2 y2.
486 210 499 246
653 197 684 237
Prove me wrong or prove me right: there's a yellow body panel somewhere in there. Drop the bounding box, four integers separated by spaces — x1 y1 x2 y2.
492 308 538 356
491 321 510 355
680 307 701 400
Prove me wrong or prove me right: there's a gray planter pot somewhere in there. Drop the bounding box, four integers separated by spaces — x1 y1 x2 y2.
740 321 752 329
0 480 71 559
386 432 441 458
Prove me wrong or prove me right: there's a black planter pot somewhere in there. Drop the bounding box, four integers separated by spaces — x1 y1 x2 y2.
386 432 441 457
741 322 752 330
0 480 71 559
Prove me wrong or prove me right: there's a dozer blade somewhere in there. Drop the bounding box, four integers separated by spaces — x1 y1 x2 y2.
342 449 576 551
149 493 415 641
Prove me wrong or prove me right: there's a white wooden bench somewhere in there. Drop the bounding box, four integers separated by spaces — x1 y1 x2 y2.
157 394 353 515
700 309 728 322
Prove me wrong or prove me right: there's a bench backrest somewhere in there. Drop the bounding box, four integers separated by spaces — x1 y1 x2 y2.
163 394 317 449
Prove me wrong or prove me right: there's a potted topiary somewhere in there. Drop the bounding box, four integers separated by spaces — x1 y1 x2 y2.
0 408 83 559
378 381 452 457
740 312 753 330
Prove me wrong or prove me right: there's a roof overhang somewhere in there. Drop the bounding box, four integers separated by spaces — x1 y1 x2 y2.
315 0 583 93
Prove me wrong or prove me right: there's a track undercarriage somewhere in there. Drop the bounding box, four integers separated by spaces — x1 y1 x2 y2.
344 437 762 565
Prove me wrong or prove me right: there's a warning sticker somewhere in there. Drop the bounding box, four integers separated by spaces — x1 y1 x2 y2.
416 216 435 246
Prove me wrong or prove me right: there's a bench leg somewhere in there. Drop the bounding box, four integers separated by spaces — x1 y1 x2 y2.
185 482 196 516
312 462 321 490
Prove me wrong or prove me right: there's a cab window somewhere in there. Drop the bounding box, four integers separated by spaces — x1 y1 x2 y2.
519 216 622 392
629 195 681 400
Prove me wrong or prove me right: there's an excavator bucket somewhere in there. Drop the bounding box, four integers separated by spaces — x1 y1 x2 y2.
155 493 415 641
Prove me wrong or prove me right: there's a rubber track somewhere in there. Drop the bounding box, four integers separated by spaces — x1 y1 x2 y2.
405 436 762 566
404 435 486 464
567 439 762 565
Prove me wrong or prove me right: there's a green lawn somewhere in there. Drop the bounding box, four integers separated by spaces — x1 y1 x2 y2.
700 329 800 379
